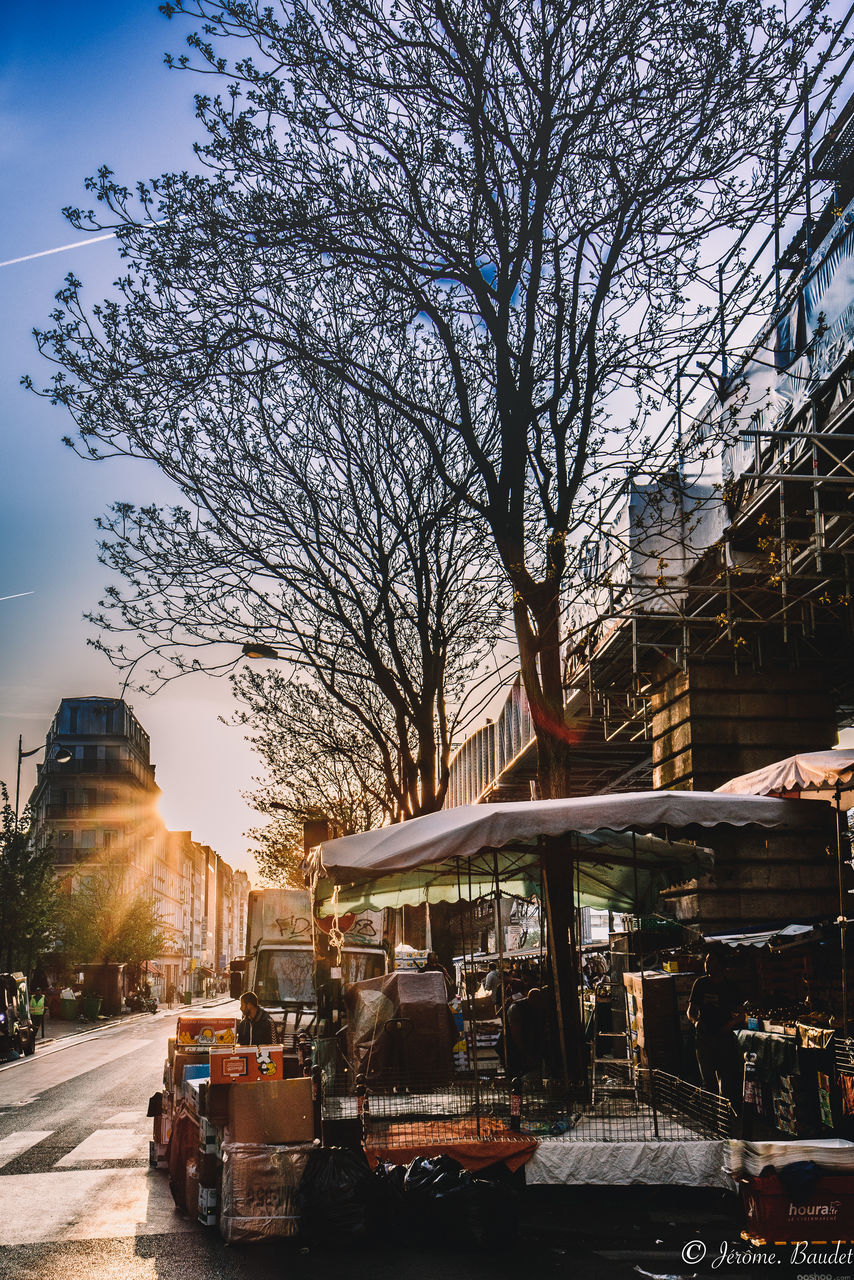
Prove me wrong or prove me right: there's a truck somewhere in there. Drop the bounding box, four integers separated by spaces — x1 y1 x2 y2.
230 888 387 1036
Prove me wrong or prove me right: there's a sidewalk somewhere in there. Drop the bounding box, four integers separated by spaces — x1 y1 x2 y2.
35 993 233 1050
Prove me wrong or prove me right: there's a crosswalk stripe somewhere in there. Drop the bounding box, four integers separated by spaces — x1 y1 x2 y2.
105 1111 144 1126
56 1128 150 1166
0 1130 53 1169
0 1169 196 1244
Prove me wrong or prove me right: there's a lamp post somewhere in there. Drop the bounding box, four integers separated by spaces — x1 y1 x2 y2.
14 735 72 826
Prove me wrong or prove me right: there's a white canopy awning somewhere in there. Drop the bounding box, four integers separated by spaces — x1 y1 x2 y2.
311 790 815 886
716 750 854 810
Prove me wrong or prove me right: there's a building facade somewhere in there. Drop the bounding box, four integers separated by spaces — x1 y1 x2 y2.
29 696 250 997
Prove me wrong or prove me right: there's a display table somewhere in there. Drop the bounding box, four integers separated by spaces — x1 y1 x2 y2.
525 1137 731 1188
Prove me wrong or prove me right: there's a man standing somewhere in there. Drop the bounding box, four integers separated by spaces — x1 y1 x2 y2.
687 950 743 1105
237 991 276 1045
29 988 46 1040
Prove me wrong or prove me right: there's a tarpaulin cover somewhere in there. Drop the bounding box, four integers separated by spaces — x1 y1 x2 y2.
803 221 854 350
313 791 812 880
525 1138 731 1188
717 750 854 809
364 1119 538 1173
219 1141 313 1243
344 970 457 1086
310 791 814 916
706 923 819 949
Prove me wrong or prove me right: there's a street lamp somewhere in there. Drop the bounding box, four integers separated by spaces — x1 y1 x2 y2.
15 736 72 825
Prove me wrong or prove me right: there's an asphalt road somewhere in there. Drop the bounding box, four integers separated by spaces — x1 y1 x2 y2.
0 1006 762 1280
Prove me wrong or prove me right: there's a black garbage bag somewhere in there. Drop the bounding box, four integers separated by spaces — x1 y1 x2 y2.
374 1161 419 1243
299 1145 377 1246
403 1153 465 1199
400 1155 519 1250
776 1160 822 1204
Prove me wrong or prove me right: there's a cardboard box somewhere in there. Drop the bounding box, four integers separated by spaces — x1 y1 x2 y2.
227 1078 315 1144
210 1046 284 1083
149 1139 168 1170
220 1141 313 1242
176 1016 237 1047
198 1186 217 1228
184 1157 200 1219
173 1049 210 1089
200 1082 230 1126
154 1112 173 1146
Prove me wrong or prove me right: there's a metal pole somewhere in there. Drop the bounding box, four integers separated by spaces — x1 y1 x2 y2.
774 130 781 314
837 784 848 1038
804 70 813 260
718 265 728 386
14 735 23 826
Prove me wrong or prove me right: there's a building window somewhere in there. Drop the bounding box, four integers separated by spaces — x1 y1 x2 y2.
58 831 73 854
68 706 78 733
80 830 96 850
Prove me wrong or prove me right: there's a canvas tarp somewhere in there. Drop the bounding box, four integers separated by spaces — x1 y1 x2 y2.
315 829 712 917
310 790 815 917
716 749 854 810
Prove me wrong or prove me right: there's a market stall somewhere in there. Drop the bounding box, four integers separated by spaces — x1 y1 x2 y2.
307 791 816 1187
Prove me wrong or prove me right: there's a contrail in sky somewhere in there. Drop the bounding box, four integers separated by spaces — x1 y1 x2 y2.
0 221 165 269
0 232 118 267
0 592 35 602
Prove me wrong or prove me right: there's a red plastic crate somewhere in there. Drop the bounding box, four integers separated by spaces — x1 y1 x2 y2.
742 1171 854 1242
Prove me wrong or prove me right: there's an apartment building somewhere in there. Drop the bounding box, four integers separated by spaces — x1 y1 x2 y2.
28 696 250 997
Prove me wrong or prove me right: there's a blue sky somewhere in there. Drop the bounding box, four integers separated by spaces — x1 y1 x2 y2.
0 2 260 872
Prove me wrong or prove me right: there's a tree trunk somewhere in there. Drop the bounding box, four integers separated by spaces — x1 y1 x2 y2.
513 567 572 800
541 839 587 1089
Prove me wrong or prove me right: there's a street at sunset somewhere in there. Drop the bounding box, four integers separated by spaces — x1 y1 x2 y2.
7 0 854 1276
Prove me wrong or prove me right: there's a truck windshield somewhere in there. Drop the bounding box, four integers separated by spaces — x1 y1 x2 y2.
341 951 386 985
255 949 315 1007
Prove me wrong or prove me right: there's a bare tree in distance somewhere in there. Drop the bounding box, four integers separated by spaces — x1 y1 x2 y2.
29 0 835 798
29 322 507 817
238 673 394 885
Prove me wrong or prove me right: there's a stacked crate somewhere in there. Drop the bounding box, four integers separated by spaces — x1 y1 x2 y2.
622 972 681 1073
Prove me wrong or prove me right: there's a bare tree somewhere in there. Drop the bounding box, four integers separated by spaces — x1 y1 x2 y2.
31 0 830 797
30 319 505 816
238 673 393 884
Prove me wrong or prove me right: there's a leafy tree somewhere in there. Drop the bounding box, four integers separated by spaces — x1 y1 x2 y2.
29 0 834 797
56 865 165 967
0 785 60 976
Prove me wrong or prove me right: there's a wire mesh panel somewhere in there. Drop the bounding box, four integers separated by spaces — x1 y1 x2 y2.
835 1036 854 1076
321 1068 733 1148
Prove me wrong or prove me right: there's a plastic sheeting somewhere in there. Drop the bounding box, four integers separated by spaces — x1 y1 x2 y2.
717 749 854 809
344 970 457 1086
524 1138 732 1188
219 1141 313 1243
726 1139 854 1178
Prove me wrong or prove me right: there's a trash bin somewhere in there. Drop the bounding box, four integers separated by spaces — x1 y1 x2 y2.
61 997 79 1021
183 992 193 1005
81 995 102 1020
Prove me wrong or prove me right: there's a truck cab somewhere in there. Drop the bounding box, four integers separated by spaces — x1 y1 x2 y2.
231 889 386 1044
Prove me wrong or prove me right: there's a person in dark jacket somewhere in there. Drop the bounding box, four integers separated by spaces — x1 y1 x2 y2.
687 949 743 1104
237 990 276 1045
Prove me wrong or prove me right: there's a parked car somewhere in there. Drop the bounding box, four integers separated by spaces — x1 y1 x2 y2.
0 972 35 1057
